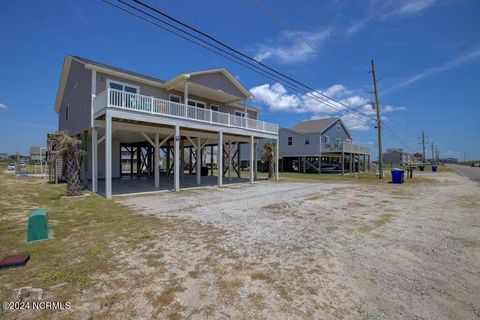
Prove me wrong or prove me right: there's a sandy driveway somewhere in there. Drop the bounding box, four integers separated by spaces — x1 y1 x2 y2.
109 172 480 319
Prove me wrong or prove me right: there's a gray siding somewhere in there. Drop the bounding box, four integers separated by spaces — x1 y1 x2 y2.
96 72 169 100
321 120 351 143
189 72 245 99
280 129 320 157
58 60 92 134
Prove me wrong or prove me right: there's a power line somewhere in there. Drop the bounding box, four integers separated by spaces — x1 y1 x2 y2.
103 0 421 153
113 0 374 122
253 0 318 52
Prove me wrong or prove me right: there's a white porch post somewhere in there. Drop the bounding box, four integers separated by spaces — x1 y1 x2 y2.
218 131 223 187
228 140 232 182
275 138 279 182
92 126 98 193
250 136 254 183
183 79 189 105
154 133 160 189
196 137 201 185
105 112 112 199
174 124 180 191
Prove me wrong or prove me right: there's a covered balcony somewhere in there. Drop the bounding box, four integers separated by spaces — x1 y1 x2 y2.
94 88 278 135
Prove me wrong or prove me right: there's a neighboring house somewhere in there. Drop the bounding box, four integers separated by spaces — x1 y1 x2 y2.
54 55 279 198
29 146 47 164
383 148 413 166
0 153 8 159
242 117 370 174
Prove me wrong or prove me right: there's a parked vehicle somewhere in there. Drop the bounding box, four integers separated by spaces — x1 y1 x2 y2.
471 163 480 167
7 163 16 170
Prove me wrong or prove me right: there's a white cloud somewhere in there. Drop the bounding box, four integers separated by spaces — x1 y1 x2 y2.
0 103 7 109
253 28 331 64
250 82 406 131
347 0 437 35
397 0 436 15
385 49 480 93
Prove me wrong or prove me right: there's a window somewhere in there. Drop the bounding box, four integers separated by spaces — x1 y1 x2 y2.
288 137 293 146
187 99 206 108
210 104 219 112
235 110 246 118
323 136 329 144
336 121 341 131
108 80 138 94
305 136 310 145
65 104 69 121
169 94 181 103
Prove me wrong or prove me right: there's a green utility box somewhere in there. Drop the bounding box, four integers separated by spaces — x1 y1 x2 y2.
27 209 50 242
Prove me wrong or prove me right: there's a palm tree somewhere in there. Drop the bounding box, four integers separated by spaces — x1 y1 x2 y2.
262 142 275 179
51 132 85 196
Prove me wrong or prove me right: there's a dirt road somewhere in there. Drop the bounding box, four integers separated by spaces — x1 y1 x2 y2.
97 171 480 319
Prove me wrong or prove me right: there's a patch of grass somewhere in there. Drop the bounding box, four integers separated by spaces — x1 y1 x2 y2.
354 213 395 237
0 172 192 315
456 196 480 209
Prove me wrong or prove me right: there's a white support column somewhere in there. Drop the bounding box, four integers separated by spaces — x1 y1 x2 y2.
196 137 201 185
154 133 160 189
174 125 180 191
90 69 96 127
228 140 232 182
254 139 258 180
218 132 223 187
92 126 98 193
183 79 189 106
250 136 254 183
275 138 279 182
105 113 112 199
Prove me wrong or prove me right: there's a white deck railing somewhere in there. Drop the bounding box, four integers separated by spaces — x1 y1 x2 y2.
323 141 370 154
94 88 279 134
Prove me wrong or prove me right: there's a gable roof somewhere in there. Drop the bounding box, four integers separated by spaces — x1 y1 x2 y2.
291 117 353 139
54 55 253 112
293 118 338 133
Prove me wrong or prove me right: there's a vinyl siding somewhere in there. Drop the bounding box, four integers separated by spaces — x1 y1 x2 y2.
189 72 245 99
58 59 92 134
321 120 351 142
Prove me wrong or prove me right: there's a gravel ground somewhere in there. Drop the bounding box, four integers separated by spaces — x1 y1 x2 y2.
104 171 480 319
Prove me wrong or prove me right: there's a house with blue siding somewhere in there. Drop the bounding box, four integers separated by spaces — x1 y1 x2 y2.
241 118 370 174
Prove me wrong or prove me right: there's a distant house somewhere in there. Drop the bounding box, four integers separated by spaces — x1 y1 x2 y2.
0 153 8 159
242 117 371 174
383 148 412 166
29 147 47 164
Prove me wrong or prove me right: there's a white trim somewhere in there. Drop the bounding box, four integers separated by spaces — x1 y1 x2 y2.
106 79 140 94
187 98 206 108
169 94 182 103
234 109 246 117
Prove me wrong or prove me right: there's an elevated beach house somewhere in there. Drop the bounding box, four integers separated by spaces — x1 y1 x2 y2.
54 56 279 198
281 118 370 173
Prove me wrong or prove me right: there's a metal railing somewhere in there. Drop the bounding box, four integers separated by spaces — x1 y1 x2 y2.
95 88 279 134
323 141 370 154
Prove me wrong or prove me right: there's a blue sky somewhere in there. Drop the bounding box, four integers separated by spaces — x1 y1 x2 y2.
1 0 479 160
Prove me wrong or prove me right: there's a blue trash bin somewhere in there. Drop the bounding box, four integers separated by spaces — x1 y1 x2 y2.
432 165 438 172
391 169 405 184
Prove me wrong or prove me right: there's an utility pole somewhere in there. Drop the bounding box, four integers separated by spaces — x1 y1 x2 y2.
420 130 427 164
431 143 435 164
464 150 467 163
371 59 383 179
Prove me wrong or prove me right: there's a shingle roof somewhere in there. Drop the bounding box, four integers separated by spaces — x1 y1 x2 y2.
71 55 167 84
292 118 339 134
